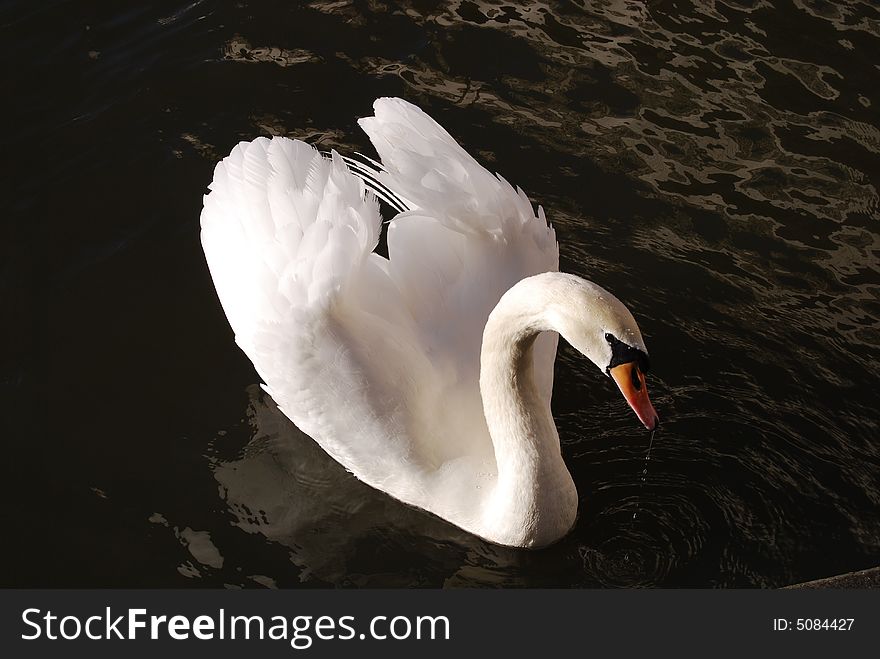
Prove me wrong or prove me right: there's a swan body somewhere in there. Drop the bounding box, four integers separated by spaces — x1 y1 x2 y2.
201 98 657 548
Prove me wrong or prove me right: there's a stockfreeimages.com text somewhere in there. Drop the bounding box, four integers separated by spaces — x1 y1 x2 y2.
22 607 450 649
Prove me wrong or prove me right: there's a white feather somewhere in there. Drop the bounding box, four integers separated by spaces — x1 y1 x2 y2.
201 98 654 547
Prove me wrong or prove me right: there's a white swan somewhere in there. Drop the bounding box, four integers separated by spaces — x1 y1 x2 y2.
200 97 658 548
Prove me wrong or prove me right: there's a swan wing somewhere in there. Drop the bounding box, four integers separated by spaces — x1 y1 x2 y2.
201 137 430 490
358 98 560 410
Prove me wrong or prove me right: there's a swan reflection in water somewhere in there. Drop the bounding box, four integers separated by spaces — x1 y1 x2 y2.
208 385 672 587
211 385 530 586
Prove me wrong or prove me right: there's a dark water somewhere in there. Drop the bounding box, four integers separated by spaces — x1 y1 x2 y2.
5 0 879 587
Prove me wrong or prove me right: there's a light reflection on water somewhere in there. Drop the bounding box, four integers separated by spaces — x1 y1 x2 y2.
10 0 879 587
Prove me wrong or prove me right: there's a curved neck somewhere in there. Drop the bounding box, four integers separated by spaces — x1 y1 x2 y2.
478 273 591 547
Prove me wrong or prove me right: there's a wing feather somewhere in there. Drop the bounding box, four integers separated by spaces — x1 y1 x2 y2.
360 98 560 405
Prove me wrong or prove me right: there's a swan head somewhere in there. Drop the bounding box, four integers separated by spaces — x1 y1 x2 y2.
539 273 660 431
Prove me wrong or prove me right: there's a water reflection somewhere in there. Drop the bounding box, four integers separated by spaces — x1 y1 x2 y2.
14 0 880 587
208 386 594 587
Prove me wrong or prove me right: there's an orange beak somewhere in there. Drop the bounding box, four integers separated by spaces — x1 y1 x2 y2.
609 362 659 431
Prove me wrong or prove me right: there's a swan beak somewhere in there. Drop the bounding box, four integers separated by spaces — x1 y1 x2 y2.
609 362 659 431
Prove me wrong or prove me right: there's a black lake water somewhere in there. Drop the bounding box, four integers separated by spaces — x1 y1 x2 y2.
6 0 880 587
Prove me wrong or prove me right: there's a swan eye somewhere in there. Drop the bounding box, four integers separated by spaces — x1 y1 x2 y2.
605 332 650 376
631 365 642 391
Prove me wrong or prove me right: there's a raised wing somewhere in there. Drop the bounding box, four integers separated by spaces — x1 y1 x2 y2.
359 98 559 409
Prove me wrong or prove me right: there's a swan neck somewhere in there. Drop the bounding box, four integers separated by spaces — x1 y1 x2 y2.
479 274 579 547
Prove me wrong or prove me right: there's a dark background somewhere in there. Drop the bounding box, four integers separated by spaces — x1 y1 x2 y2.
3 0 879 587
